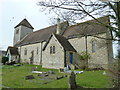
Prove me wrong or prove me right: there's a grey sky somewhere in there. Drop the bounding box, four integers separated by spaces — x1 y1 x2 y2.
0 0 118 57
0 0 54 51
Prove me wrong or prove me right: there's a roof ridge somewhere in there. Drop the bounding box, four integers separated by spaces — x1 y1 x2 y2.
67 16 109 29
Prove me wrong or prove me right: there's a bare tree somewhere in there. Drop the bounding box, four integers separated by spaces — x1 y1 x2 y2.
37 0 120 88
37 0 120 37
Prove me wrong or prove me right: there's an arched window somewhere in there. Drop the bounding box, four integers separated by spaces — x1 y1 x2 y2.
37 47 39 54
50 46 52 54
53 46 55 54
16 29 19 34
24 48 27 55
92 41 95 53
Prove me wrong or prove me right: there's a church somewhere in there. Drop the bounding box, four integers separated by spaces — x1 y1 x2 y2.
6 16 113 69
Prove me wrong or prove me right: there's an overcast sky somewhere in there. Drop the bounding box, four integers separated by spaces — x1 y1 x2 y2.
0 0 118 57
0 0 55 51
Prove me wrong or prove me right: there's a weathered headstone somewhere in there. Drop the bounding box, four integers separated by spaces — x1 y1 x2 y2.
30 67 36 72
68 71 77 89
64 67 69 72
25 75 34 80
38 73 48 77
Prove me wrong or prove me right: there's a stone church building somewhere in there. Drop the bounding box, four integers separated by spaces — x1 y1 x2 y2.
6 16 113 69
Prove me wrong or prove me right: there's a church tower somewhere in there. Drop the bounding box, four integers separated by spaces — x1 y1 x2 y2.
13 19 34 45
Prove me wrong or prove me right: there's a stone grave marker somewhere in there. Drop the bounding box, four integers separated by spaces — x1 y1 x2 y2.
25 75 34 80
55 76 63 80
30 67 36 72
68 71 77 89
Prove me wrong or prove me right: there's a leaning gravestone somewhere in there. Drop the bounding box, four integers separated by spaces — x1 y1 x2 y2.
68 71 77 89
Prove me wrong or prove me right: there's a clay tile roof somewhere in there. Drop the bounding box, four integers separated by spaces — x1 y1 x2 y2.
63 16 109 38
15 19 34 29
8 46 19 55
54 34 76 52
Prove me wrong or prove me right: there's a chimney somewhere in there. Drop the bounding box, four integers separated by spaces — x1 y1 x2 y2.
56 18 61 34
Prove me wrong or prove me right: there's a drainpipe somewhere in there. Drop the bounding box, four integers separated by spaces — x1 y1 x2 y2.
85 35 88 68
40 41 43 65
64 49 67 67
85 35 88 55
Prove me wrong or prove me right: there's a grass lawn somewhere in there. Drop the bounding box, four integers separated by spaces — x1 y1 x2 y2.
2 64 109 88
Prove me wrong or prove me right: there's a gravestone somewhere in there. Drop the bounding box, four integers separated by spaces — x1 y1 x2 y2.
25 75 34 80
30 67 36 72
68 71 77 89
38 73 48 77
55 76 63 80
64 67 69 72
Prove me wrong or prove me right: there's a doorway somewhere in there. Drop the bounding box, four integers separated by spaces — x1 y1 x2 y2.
69 53 73 64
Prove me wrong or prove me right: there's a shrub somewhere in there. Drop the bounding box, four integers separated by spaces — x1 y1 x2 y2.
2 57 8 65
78 51 90 60
78 51 91 70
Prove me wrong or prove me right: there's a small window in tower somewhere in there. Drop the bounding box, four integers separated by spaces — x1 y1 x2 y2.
16 29 19 34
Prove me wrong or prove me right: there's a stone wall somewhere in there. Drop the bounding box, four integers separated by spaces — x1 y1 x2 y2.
42 35 65 69
14 25 33 45
20 43 42 65
6 50 19 63
20 26 33 40
68 33 112 69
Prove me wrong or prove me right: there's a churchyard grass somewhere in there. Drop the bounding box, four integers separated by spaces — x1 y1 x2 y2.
2 64 109 88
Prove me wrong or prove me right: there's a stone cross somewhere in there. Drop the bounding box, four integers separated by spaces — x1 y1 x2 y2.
68 71 77 89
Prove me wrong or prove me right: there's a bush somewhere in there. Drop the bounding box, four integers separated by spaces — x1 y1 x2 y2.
2 57 8 65
78 51 91 70
78 51 90 60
